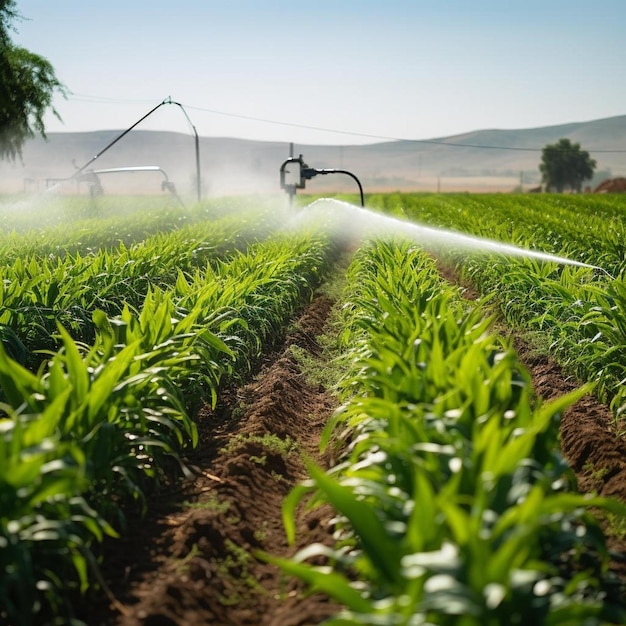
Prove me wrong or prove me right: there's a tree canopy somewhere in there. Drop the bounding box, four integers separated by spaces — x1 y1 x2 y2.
539 138 596 193
0 0 66 161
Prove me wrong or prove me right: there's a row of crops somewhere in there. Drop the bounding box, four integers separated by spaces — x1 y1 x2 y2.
2 190 626 624
277 193 626 624
0 197 336 625
280 234 626 624
368 193 626 417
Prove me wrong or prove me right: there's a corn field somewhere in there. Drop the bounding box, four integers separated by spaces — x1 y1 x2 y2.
0 192 625 625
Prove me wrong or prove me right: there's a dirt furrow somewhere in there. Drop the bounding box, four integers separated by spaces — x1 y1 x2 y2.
90 295 340 626
86 264 626 625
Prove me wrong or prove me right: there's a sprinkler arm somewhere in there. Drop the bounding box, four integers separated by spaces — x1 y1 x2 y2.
71 101 165 179
70 97 202 203
76 166 186 208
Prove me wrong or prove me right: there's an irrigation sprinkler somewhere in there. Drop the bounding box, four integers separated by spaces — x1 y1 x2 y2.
70 97 202 203
75 166 185 207
279 154 364 207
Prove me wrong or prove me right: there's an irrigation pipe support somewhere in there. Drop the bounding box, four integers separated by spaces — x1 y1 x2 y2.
71 97 202 203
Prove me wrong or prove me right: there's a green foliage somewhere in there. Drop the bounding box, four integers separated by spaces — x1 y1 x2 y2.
367 192 626 418
0 1 67 161
281 238 626 625
1 190 625 624
0 200 334 625
0 206 277 372
539 138 596 193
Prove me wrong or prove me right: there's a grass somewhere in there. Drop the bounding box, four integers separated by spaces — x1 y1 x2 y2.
223 432 298 459
215 539 267 607
286 262 350 394
183 495 231 514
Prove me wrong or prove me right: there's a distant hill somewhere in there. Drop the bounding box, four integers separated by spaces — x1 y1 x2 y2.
1 115 625 197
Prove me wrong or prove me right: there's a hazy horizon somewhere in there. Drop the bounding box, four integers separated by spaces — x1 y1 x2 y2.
11 1 626 147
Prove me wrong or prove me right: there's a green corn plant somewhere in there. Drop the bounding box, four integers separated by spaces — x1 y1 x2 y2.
279 238 626 625
0 220 336 624
0 395 116 626
369 193 626 420
0 204 276 373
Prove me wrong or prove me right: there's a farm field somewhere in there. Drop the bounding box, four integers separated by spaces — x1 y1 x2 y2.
0 192 625 625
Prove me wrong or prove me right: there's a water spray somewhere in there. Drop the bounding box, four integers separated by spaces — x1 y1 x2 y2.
279 154 364 207
300 198 614 278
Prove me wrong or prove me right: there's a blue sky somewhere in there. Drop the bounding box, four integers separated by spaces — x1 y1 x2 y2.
12 0 626 145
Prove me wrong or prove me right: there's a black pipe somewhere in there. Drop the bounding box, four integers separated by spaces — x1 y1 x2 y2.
279 155 307 207
304 167 365 207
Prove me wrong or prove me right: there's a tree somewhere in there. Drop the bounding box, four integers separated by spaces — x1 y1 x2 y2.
539 138 596 193
0 1 66 161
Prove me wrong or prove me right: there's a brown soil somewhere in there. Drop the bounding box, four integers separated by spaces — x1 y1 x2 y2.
86 295 341 626
513 336 626 567
84 268 626 625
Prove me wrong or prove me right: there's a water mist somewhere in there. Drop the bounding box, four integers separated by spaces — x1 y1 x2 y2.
291 198 612 278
